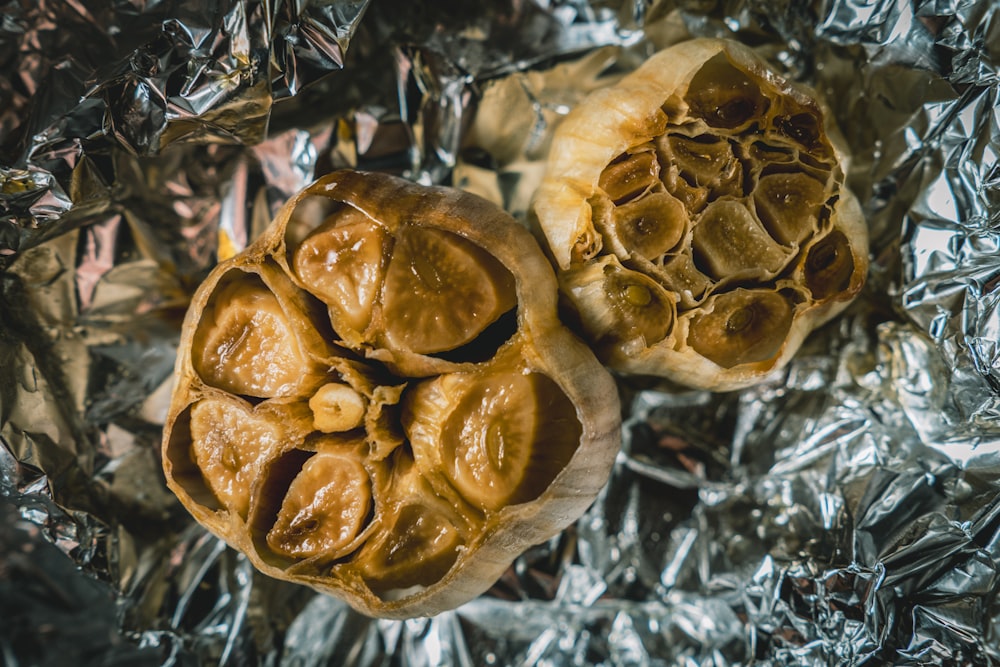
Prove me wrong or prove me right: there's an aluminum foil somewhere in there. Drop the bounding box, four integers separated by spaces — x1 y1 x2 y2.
3 0 1000 665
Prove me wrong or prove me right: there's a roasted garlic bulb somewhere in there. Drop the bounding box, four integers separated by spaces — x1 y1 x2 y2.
533 38 868 390
162 170 621 618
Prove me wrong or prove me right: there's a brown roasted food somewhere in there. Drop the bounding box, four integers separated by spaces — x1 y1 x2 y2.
162 170 621 618
533 38 868 390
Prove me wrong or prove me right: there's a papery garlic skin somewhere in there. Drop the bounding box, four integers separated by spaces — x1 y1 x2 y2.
533 38 868 391
162 170 621 619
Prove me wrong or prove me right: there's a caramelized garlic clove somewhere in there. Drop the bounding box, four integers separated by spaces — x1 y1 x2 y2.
660 167 710 213
381 226 517 355
189 397 284 517
292 207 390 337
803 230 856 301
753 172 827 246
562 257 675 349
265 450 372 559
769 97 832 158
598 150 659 204
687 288 794 368
692 199 790 279
192 275 318 398
405 367 581 512
658 251 714 307
358 502 464 595
611 192 688 259
684 52 769 131
658 134 742 195
354 457 467 596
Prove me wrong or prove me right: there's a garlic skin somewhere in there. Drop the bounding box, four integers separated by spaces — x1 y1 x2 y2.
162 170 621 619
533 38 868 391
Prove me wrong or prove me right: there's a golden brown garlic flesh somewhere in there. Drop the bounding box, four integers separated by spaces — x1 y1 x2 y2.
162 170 620 618
533 38 868 390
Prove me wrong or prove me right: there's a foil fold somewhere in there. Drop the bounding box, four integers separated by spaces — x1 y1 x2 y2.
0 0 370 264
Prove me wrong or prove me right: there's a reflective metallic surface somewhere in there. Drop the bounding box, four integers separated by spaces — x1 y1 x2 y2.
2 0 1000 664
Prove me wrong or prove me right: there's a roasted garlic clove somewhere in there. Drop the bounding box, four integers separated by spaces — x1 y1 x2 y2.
605 191 688 260
533 38 868 391
380 226 517 356
691 199 791 280
403 358 582 513
353 455 470 596
359 501 466 595
191 266 332 398
599 150 660 204
188 396 285 518
165 394 316 525
801 229 860 302
284 177 525 373
291 207 389 339
264 446 373 560
657 134 742 197
162 169 621 619
561 256 676 353
687 288 795 368
752 172 828 246
684 52 770 131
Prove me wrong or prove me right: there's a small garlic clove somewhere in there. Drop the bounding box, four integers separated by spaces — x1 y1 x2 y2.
309 383 367 433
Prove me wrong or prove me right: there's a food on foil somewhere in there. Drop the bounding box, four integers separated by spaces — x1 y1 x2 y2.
161 169 621 618
532 38 869 391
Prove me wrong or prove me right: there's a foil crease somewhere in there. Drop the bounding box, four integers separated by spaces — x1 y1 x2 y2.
3 0 1000 666
0 0 370 264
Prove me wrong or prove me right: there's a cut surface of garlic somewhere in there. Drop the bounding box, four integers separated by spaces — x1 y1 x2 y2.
265 449 372 559
533 38 869 390
162 170 620 619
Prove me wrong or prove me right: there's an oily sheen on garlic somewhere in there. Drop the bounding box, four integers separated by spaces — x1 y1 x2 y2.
161 170 620 619
533 38 868 390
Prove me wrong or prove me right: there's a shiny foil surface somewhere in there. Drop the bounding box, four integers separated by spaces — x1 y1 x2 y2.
2 0 1000 665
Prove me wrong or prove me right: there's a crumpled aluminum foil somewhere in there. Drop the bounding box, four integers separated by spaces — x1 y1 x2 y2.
3 0 1000 665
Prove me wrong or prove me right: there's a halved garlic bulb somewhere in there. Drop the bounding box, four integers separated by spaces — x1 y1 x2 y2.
162 170 620 618
533 38 868 390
